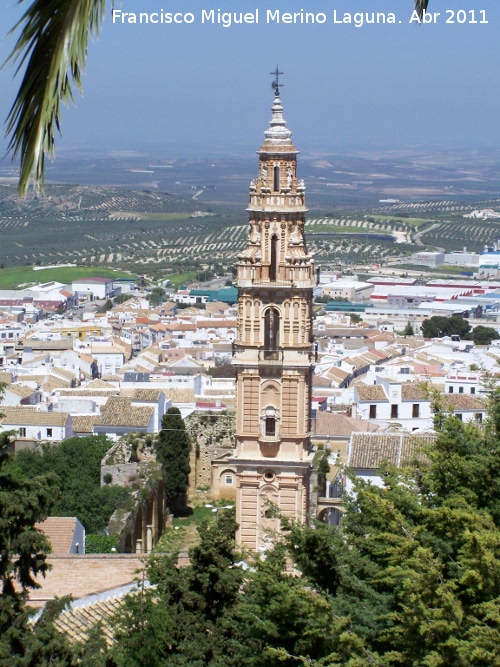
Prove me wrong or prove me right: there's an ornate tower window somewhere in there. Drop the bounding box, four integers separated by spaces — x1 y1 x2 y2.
270 234 279 281
273 165 280 192
264 307 280 359
265 416 276 436
261 405 280 440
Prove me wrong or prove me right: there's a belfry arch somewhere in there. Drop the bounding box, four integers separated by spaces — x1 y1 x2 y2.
270 234 279 281
264 307 280 358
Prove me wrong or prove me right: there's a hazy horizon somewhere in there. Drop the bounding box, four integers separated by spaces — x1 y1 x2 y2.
1 0 500 163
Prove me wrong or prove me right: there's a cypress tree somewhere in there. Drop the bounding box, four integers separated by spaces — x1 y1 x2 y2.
155 407 191 512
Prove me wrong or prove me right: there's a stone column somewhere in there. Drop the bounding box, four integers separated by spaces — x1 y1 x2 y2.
146 525 153 554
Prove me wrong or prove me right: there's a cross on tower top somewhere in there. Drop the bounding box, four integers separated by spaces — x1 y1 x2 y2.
271 65 283 96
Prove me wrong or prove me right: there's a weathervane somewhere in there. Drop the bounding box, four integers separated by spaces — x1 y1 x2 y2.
271 65 283 96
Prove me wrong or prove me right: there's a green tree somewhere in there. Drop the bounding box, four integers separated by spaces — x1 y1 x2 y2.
155 407 191 512
470 325 500 346
16 435 129 533
147 287 166 307
403 321 414 336
113 294 134 305
112 510 243 667
421 315 471 339
102 299 113 312
0 431 78 665
316 450 330 496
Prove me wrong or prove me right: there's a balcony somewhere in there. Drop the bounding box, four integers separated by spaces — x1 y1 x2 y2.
259 434 281 444
258 349 283 365
238 279 314 290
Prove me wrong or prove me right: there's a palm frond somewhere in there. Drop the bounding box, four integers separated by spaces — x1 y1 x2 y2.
414 0 430 20
4 0 105 195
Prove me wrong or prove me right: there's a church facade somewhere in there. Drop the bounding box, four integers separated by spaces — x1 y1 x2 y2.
231 79 315 550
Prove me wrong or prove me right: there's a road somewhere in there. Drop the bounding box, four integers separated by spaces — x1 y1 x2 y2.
413 223 445 252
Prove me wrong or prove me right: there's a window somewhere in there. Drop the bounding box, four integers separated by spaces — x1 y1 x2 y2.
270 235 279 281
273 166 280 191
449 386 454 393
369 405 377 419
46 428 53 438
459 386 464 394
391 404 399 419
19 427 26 437
225 475 233 485
471 387 476 395
456 413 463 421
475 413 483 423
264 308 279 359
412 404 420 418
265 417 276 437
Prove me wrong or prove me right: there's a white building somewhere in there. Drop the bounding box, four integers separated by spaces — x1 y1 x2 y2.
72 278 113 301
0 407 73 449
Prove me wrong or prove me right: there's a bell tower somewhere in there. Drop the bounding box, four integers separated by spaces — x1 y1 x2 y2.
231 70 315 551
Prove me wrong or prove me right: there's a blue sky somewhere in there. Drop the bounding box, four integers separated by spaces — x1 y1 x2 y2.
1 0 499 156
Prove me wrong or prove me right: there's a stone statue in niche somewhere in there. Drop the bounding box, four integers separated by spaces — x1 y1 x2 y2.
286 166 293 188
250 221 261 244
289 222 301 245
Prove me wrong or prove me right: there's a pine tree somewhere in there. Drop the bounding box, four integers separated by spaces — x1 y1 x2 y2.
0 432 78 665
155 407 191 512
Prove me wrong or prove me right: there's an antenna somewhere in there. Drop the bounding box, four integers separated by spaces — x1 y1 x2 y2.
271 65 283 96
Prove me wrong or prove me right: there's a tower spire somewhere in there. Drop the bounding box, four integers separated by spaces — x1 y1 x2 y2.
270 65 283 97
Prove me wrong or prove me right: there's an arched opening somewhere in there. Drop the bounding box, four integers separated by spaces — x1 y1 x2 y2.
270 234 279 281
264 308 279 359
273 166 280 191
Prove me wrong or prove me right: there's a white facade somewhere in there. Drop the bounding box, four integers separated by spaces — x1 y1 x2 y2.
72 278 113 300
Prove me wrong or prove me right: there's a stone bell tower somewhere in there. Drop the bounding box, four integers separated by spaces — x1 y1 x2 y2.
231 69 315 551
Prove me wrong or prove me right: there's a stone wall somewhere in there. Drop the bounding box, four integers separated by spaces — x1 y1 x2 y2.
101 462 139 486
186 413 235 491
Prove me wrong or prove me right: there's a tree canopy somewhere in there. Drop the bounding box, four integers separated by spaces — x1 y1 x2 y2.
421 314 471 339
469 325 500 346
15 435 130 534
0 431 79 665
106 389 500 666
421 315 500 346
4 388 500 665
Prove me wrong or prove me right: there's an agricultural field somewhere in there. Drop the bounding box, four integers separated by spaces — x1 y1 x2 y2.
0 184 248 274
305 216 414 265
413 218 500 253
0 265 132 290
2 180 500 280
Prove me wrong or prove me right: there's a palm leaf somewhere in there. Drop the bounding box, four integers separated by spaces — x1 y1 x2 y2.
414 0 429 20
4 0 105 195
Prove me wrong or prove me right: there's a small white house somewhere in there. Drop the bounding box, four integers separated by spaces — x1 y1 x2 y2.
346 432 437 493
0 407 73 449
